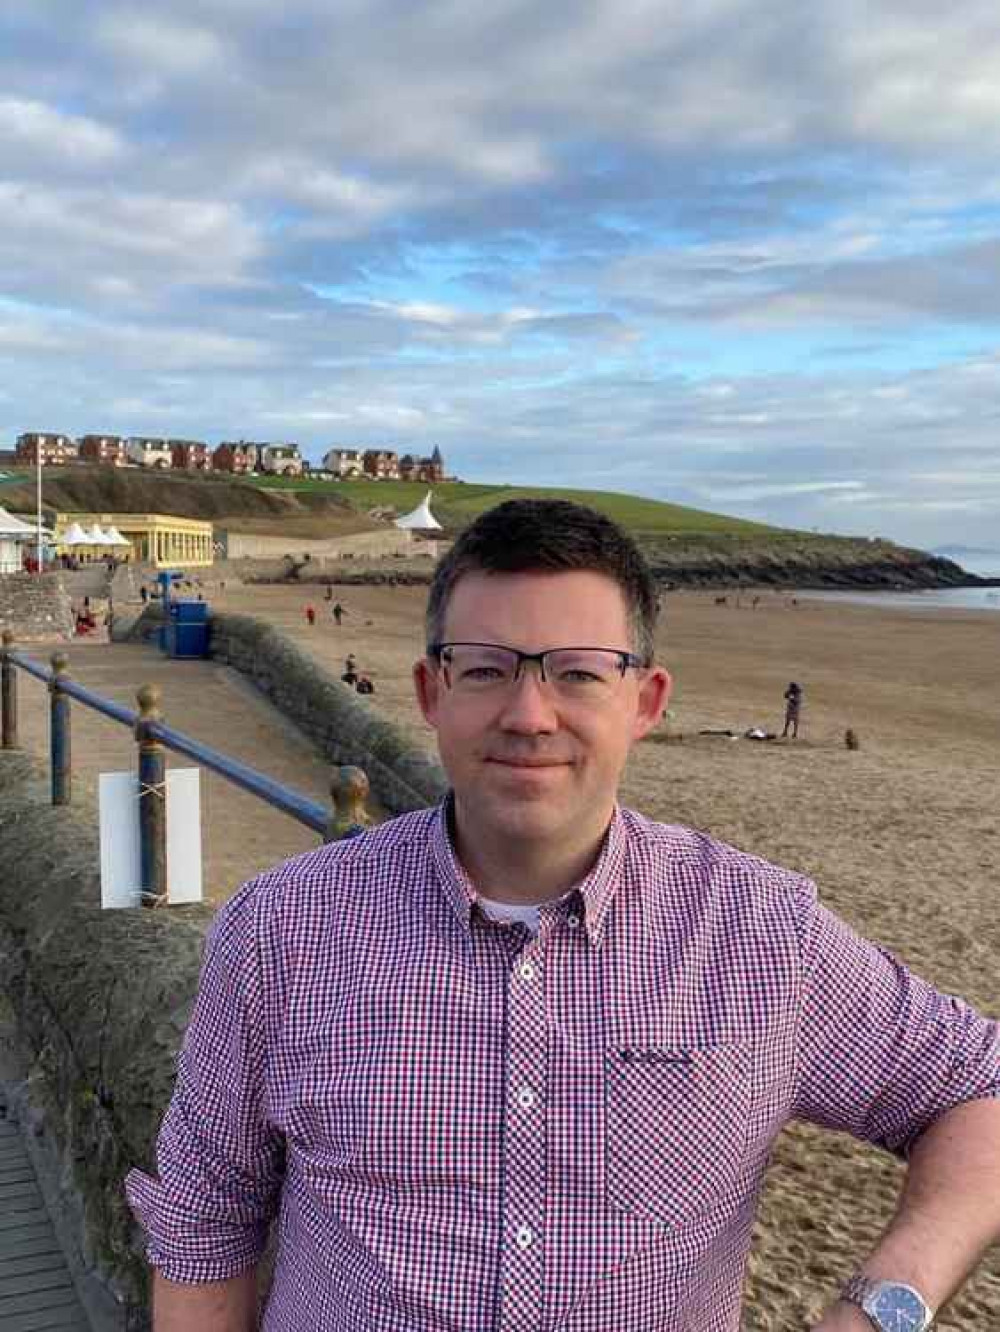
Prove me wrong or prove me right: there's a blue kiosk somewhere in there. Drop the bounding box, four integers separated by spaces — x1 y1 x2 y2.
158 571 210 659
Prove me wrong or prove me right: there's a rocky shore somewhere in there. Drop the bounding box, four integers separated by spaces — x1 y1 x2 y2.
246 537 985 592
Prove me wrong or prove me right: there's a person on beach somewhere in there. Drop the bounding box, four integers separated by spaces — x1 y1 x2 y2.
332 601 344 625
127 500 1000 1332
782 679 802 738
305 605 316 627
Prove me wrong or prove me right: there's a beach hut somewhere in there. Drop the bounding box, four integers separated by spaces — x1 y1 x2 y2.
0 506 37 574
395 491 443 531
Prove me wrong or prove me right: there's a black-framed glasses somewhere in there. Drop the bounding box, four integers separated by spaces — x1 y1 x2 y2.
427 641 648 699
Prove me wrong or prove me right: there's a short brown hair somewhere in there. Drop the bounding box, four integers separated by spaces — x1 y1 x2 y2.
426 498 658 661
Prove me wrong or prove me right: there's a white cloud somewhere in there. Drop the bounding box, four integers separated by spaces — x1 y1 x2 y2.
1 1 1000 547
0 97 124 168
95 12 226 77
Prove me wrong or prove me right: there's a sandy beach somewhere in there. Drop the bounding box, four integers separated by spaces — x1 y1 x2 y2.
9 582 999 1326
210 581 1000 1329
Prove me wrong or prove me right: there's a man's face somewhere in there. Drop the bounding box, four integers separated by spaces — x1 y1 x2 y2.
413 570 671 856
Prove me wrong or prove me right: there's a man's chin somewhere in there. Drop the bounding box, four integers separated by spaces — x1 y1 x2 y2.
472 790 571 840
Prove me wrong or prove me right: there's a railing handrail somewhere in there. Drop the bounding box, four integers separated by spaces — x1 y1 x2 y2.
147 719 327 834
3 647 337 838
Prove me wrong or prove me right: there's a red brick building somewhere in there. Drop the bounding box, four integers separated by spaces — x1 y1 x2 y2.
213 441 258 474
362 449 400 479
79 434 127 466
399 446 444 483
16 432 78 465
171 439 213 470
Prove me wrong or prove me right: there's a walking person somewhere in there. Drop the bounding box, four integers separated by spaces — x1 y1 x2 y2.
128 500 1000 1332
332 601 344 626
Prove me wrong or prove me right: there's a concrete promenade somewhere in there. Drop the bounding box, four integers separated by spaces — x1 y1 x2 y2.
11 637 339 904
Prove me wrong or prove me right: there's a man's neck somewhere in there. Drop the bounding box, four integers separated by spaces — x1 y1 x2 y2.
450 804 612 906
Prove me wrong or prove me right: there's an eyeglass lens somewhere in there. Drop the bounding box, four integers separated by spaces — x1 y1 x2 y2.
441 645 630 695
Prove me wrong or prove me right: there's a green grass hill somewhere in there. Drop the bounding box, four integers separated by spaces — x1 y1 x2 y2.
247 474 779 537
0 464 976 587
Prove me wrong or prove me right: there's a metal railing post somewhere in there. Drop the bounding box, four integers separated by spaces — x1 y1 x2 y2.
49 652 71 805
135 683 167 907
327 765 373 841
1 630 17 749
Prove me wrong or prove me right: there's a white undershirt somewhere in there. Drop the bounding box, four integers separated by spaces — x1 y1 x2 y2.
479 893 571 936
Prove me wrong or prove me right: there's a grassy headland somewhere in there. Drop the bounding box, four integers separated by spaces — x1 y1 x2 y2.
0 465 978 588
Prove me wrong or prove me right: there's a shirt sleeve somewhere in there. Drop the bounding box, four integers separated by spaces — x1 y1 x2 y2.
124 880 285 1283
792 889 1000 1156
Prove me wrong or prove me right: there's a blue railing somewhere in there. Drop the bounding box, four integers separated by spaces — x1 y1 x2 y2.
0 632 371 904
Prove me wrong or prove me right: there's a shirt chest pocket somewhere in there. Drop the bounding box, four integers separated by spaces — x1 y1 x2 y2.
604 1043 751 1229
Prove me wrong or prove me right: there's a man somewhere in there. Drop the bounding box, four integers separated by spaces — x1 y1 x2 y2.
782 680 803 739
126 499 1000 1331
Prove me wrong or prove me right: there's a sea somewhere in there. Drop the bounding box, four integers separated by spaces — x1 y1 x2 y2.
800 552 1000 614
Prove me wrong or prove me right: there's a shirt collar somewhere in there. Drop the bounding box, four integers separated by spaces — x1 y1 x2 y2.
430 795 627 947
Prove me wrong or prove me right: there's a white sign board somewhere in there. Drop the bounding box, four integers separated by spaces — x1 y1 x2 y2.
99 769 203 908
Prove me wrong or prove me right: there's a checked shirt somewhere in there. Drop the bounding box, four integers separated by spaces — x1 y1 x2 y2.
126 803 1000 1330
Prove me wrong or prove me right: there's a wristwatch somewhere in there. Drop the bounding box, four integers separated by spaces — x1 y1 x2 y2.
841 1274 934 1330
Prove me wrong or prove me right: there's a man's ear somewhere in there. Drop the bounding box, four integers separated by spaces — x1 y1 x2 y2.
413 657 441 728
631 667 672 742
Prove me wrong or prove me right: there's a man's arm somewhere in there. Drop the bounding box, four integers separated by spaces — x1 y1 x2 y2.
815 1097 1000 1329
154 1269 258 1332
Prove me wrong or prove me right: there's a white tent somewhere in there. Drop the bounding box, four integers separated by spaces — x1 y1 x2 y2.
104 525 131 547
394 491 443 531
59 522 90 547
83 524 113 546
0 506 36 537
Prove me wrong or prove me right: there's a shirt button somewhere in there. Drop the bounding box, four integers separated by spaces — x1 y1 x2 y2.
566 914 581 929
517 1086 535 1109
515 1225 534 1249
518 961 536 981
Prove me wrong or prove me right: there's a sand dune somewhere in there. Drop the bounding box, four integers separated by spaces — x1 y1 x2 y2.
213 581 999 1329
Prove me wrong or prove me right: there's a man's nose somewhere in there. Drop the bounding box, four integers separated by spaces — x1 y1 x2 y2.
496 665 559 732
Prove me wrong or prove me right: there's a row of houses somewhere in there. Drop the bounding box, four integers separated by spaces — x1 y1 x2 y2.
13 434 447 483
14 433 305 476
321 447 444 482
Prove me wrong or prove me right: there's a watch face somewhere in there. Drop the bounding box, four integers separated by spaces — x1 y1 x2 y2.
869 1284 928 1330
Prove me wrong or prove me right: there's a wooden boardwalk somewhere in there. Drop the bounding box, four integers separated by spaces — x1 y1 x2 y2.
0 1119 90 1330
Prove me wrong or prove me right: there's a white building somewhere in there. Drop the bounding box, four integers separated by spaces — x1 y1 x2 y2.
322 448 365 478
259 443 303 476
0 506 37 573
126 437 173 469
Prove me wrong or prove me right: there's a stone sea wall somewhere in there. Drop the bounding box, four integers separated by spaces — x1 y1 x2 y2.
0 750 212 1329
0 571 75 642
127 604 448 815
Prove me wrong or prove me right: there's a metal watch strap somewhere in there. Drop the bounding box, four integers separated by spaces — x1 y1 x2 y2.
841 1274 934 1330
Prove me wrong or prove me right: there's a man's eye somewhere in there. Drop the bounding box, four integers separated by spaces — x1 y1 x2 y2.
556 669 604 684
462 665 506 681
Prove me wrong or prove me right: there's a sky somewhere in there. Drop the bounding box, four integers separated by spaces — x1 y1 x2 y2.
2 1 1000 550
